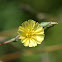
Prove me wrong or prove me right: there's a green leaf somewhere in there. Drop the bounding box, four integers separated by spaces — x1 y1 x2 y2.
40 22 58 29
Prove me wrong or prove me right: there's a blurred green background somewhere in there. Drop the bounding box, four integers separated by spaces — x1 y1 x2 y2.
0 0 62 62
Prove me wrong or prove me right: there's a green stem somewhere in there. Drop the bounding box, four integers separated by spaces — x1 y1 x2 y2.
0 38 16 46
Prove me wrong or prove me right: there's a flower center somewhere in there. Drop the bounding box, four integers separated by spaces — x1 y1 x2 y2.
26 34 31 38
26 31 33 38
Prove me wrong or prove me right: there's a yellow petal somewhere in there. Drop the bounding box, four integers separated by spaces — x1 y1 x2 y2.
37 36 44 42
24 39 29 46
18 26 25 32
21 38 27 43
33 36 44 43
31 39 37 46
18 31 26 37
22 21 28 29
35 31 44 36
33 22 39 30
29 39 37 47
35 27 43 33
28 20 35 29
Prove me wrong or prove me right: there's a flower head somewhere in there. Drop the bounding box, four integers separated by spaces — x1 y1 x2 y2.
17 20 44 47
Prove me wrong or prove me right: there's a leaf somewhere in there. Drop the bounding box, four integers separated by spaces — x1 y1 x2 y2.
40 22 58 29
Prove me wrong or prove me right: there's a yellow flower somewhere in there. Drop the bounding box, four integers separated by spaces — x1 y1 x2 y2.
17 20 44 47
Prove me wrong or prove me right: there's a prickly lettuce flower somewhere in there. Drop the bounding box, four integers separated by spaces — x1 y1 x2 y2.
17 20 44 47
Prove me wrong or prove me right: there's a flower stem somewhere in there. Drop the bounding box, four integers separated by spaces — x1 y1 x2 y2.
0 38 16 46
